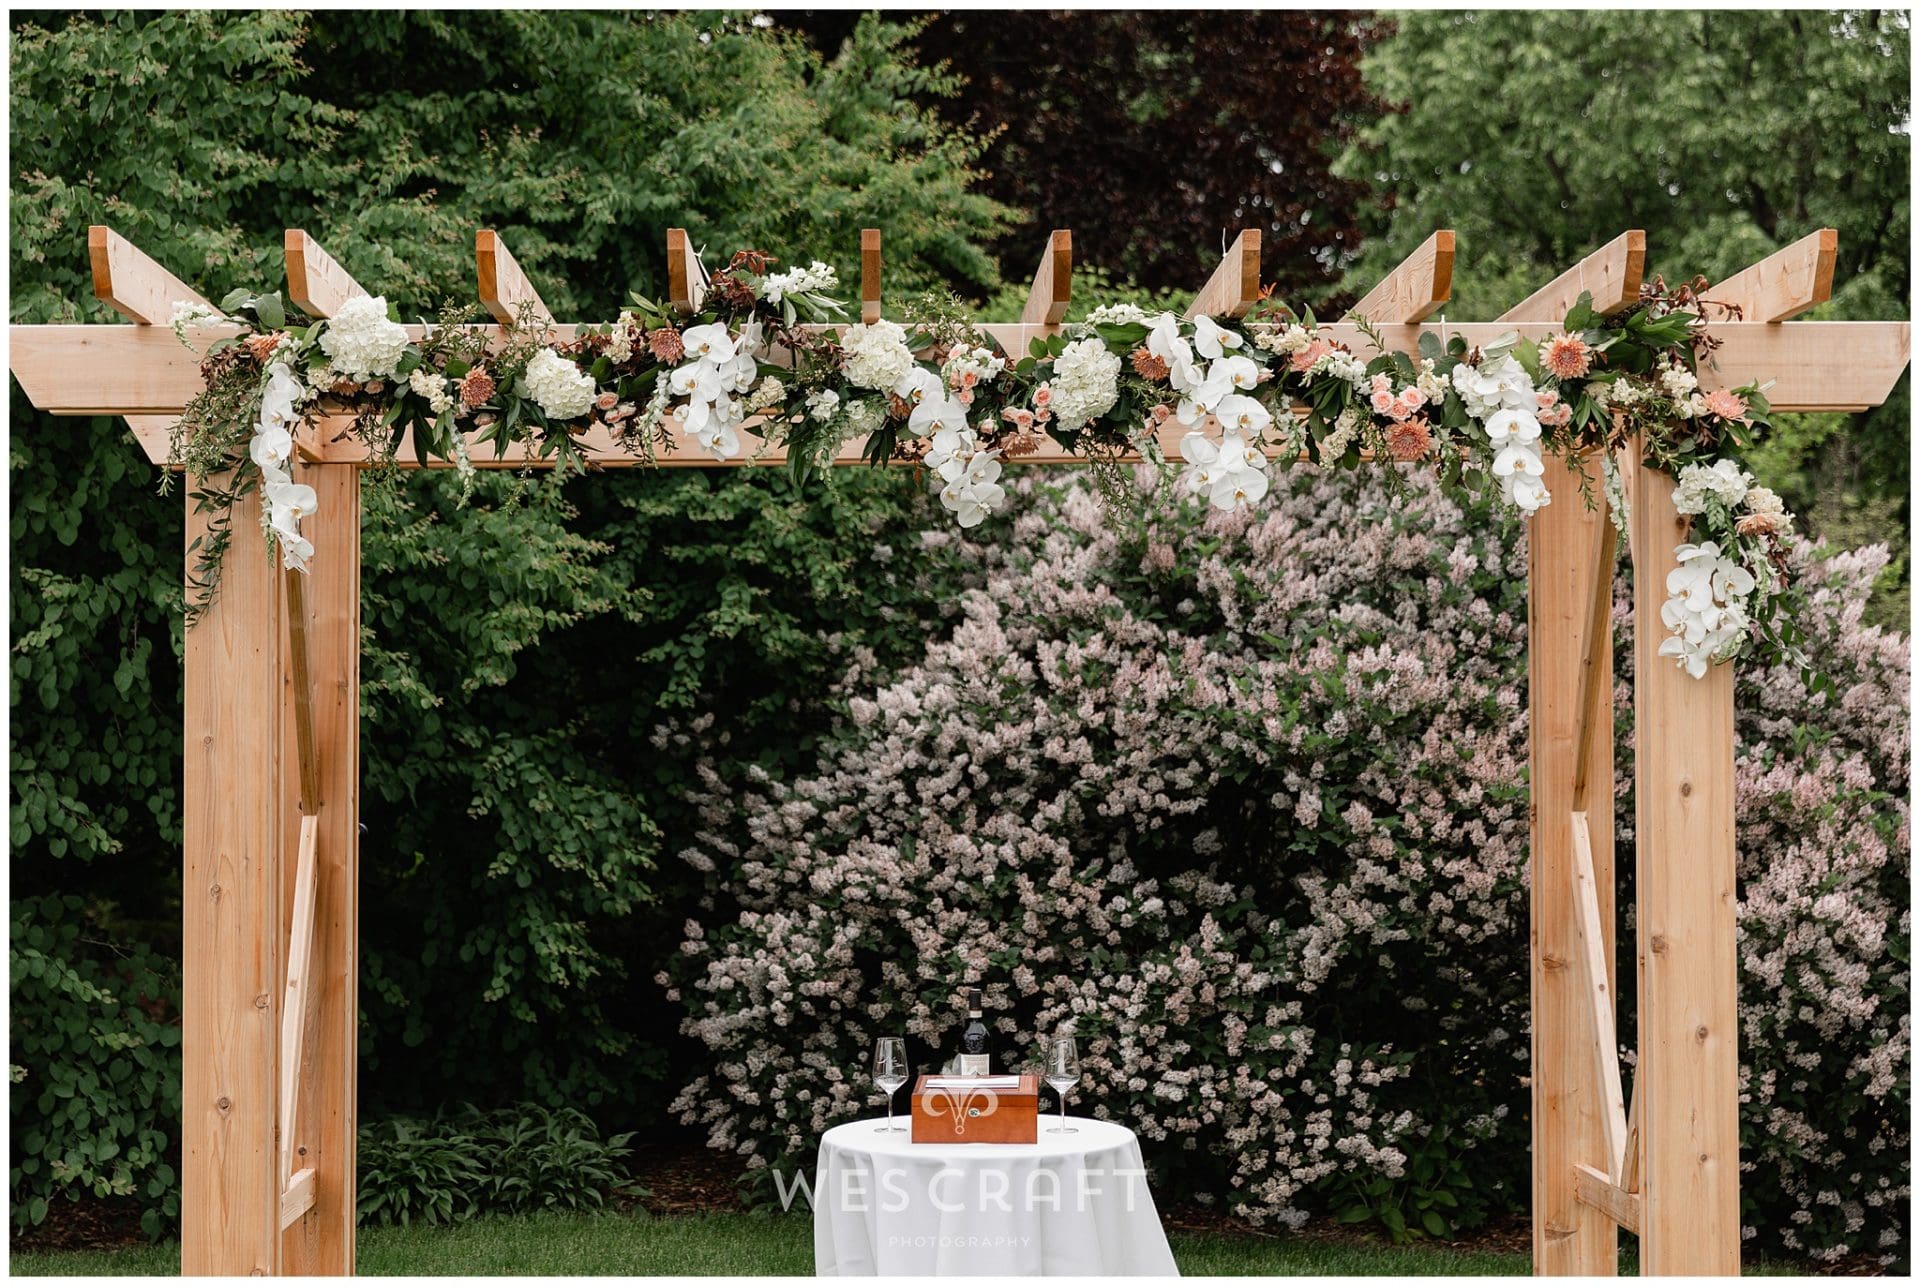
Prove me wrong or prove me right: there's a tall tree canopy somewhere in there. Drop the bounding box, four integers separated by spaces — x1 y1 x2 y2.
784 10 1389 307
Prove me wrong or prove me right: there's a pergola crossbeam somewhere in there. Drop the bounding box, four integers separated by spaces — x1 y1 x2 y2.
1708 228 1838 323
1347 230 1454 324
21 319 1906 426
90 225 210 463
476 229 554 327
1573 1164 1642 1235
1019 229 1073 328
1499 231 1646 322
285 231 369 320
1185 229 1261 319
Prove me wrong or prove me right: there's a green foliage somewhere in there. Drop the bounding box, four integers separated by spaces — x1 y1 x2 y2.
356 1104 637 1228
1337 10 1911 613
9 896 181 1238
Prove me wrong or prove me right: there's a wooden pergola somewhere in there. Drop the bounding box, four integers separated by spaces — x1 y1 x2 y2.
8 223 1909 1276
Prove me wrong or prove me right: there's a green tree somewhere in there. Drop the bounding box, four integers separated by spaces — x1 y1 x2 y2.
10 7 1003 1232
1335 11 1911 617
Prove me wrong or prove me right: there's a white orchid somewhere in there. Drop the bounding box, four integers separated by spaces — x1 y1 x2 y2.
1148 314 1202 391
1482 406 1542 445
938 451 1006 528
1178 430 1270 512
1212 393 1272 437
680 322 737 365
923 425 977 482
1658 541 1756 677
1192 315 1246 360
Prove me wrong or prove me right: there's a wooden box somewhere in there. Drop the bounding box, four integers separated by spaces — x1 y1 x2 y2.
910 1073 1039 1144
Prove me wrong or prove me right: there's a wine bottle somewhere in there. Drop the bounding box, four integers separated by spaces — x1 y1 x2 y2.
959 986 990 1076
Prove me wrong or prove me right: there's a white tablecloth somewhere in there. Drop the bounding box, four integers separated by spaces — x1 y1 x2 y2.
813 1117 1179 1276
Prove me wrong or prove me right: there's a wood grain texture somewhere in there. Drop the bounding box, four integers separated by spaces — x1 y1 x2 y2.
1573 1164 1642 1235
89 225 217 326
476 229 554 327
278 464 359 1275
284 231 368 320
183 481 286 1275
1185 229 1261 319
1526 450 1618 1276
1570 811 1629 1180
1629 454 1741 1275
1019 230 1073 327
1500 232 1646 323
20 319 1904 419
667 228 706 314
1346 230 1454 324
277 816 319 1180
279 1168 315 1230
1708 229 1838 323
1571 518 1619 811
283 570 320 814
860 229 882 325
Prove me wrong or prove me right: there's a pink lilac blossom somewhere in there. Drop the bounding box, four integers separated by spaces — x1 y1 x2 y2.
662 470 1907 1262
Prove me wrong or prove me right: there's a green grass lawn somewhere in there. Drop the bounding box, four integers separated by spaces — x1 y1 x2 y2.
7 1210 1819 1276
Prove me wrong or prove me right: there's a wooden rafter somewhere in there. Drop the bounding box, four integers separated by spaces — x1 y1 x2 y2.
476 229 553 327
1499 231 1646 323
90 225 218 326
1019 229 1073 328
860 229 882 324
1347 230 1454 324
667 227 706 315
1185 229 1261 319
1708 228 1838 323
285 230 368 319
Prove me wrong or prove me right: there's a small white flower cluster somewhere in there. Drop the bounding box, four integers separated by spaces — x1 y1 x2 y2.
1452 354 1550 514
1250 322 1316 357
804 388 841 426
1084 302 1152 327
408 367 455 416
940 343 1004 401
923 423 1006 527
1672 458 1752 514
604 310 640 364
523 347 597 421
840 319 916 391
744 376 786 415
317 295 408 383
1658 540 1756 678
169 299 222 347
247 363 319 571
666 321 762 458
1318 407 1364 459
1312 348 1370 395
761 260 838 304
1047 336 1122 428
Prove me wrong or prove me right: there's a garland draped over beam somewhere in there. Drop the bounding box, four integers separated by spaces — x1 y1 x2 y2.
167 253 1800 680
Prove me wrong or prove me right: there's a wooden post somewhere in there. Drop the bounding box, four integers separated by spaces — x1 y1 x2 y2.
279 462 359 1273
1629 457 1741 1274
1526 451 1618 1276
183 484 288 1275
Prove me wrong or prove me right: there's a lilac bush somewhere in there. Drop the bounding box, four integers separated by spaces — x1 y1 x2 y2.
661 468 1908 1263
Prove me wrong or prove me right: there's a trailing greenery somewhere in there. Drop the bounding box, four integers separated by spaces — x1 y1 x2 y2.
356 1104 637 1228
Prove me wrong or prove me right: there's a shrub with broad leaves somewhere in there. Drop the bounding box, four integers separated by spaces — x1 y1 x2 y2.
663 468 1908 1265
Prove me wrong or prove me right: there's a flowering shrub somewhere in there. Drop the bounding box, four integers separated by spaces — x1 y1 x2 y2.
663 467 1908 1263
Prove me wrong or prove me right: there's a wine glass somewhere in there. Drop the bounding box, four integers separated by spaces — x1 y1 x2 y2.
1045 1036 1080 1134
872 1037 909 1133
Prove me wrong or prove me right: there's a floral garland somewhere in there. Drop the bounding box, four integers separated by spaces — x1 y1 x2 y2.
168 255 1797 679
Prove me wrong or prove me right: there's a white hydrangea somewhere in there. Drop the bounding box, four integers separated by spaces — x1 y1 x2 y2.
844 397 886 440
1658 541 1756 678
762 260 838 303
841 319 916 391
1672 459 1753 515
1085 303 1152 327
317 295 409 382
1744 486 1786 517
523 347 597 420
1048 337 1122 429
408 367 454 416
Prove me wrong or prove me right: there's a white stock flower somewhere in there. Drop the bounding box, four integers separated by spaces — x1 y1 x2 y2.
604 311 638 364
1658 541 1757 678
317 295 409 382
1048 337 1122 429
744 376 786 415
1085 303 1151 327
1672 459 1753 515
804 388 841 424
841 319 915 391
1744 486 1786 517
523 348 597 420
408 367 454 416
